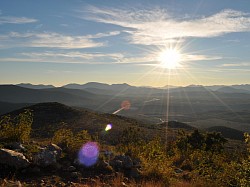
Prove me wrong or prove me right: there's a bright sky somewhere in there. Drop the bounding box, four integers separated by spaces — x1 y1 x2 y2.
1 0 250 87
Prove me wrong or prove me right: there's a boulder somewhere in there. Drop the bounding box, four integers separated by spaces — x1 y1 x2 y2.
33 144 62 167
110 155 133 170
5 142 26 152
123 156 133 169
70 172 81 179
132 158 141 168
67 166 76 172
47 144 62 159
121 182 127 187
73 158 81 166
110 159 123 171
109 155 142 178
175 168 183 174
0 149 30 169
2 180 22 187
28 166 41 174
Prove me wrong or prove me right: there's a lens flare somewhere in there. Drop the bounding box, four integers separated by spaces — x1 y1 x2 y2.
78 142 99 167
105 124 112 131
121 100 131 110
113 100 131 114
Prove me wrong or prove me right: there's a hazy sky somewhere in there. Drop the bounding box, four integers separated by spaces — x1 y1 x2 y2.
1 0 250 87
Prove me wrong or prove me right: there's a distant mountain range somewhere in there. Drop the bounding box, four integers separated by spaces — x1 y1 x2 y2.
13 82 250 94
17 83 55 89
216 86 250 94
0 85 95 105
65 82 134 90
0 83 250 135
1 84 250 115
0 85 115 116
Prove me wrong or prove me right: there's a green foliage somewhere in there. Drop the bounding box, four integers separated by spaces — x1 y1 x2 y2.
117 127 144 155
171 131 249 186
205 132 227 152
119 127 143 145
139 137 172 183
117 127 172 183
176 130 227 153
172 130 249 186
52 128 73 149
0 110 33 143
233 133 250 187
245 132 250 156
188 130 205 149
52 128 91 154
16 110 33 142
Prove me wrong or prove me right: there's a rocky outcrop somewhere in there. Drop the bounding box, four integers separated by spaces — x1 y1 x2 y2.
110 155 133 170
5 142 26 152
33 144 62 167
0 148 30 169
46 143 62 159
109 155 142 178
1 180 22 187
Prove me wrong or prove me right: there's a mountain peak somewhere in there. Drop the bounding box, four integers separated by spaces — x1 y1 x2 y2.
17 83 55 89
186 84 203 87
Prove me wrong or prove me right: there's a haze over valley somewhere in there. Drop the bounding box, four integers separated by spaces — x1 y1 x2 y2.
1 82 250 137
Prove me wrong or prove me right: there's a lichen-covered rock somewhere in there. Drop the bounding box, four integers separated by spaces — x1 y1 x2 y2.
110 155 134 170
109 155 142 178
33 144 62 167
175 168 183 174
47 143 62 159
70 172 81 179
2 179 22 187
110 159 123 171
67 165 76 172
123 156 133 169
0 148 30 169
5 142 26 152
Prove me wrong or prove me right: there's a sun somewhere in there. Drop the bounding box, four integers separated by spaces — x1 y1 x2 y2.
158 49 181 69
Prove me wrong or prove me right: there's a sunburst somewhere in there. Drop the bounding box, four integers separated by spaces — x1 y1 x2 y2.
158 48 182 69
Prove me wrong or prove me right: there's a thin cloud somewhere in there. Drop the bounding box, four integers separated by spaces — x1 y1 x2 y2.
115 55 155 64
81 7 250 45
85 31 120 39
20 51 123 60
0 16 37 24
0 46 222 66
0 31 118 49
0 50 157 65
183 54 222 61
220 62 250 67
0 51 124 64
0 57 107 64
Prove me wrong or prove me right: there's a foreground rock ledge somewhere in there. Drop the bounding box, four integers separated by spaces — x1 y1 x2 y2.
0 148 30 169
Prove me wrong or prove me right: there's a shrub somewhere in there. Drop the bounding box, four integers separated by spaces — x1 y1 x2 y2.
116 127 144 155
231 133 250 187
117 127 172 183
0 110 33 143
52 128 91 154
